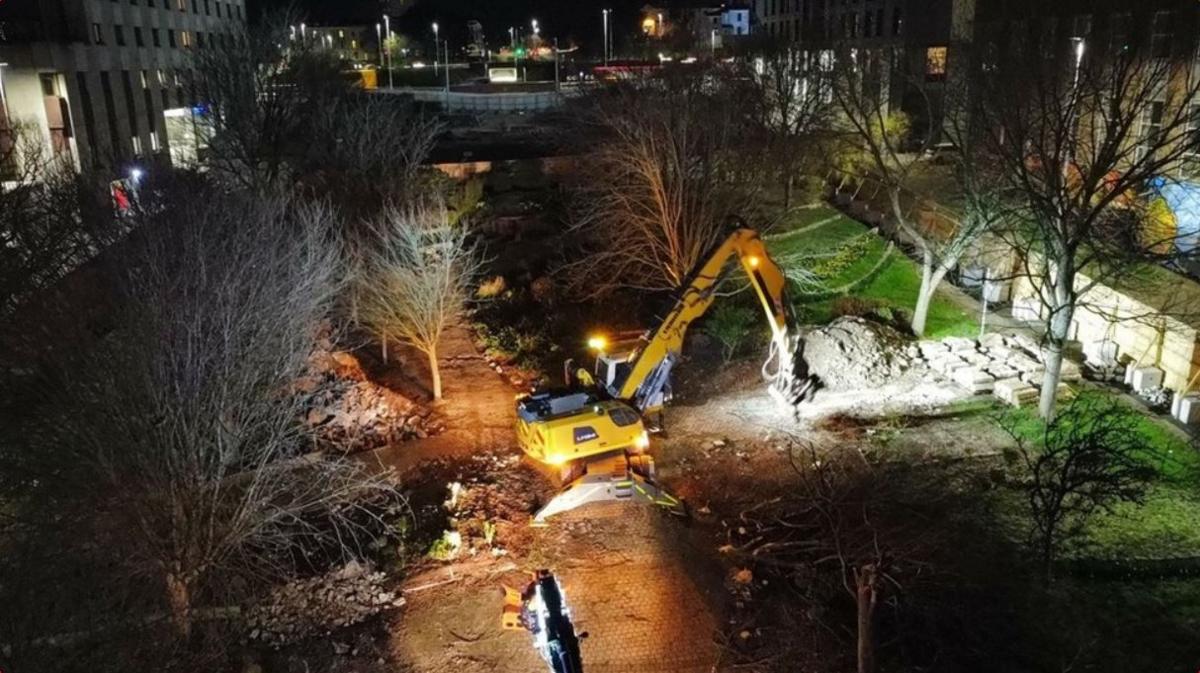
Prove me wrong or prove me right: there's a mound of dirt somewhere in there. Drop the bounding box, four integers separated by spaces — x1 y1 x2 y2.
802 316 922 391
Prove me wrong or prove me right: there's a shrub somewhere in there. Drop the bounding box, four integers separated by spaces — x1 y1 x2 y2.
706 303 758 363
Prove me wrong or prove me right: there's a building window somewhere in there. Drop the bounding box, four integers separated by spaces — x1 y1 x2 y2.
114 25 126 46
132 135 143 156
875 8 884 36
181 30 192 48
150 130 161 152
1138 101 1165 162
168 29 176 47
926 46 948 80
204 0 210 14
892 7 903 36
1151 11 1173 59
177 0 186 11
1182 104 1200 177
134 26 144 47
1109 13 1131 54
93 23 105 45
152 28 161 47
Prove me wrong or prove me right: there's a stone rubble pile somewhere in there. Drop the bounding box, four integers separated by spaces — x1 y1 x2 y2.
803 317 925 390
245 561 405 647
916 331 1079 406
295 340 442 453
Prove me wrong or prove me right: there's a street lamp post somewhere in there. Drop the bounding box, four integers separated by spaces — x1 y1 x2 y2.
554 38 560 92
433 22 440 76
383 15 393 89
657 13 664 38
711 28 717 56
602 9 610 66
375 23 382 70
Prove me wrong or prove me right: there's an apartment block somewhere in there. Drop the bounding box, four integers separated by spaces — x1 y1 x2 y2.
0 0 246 177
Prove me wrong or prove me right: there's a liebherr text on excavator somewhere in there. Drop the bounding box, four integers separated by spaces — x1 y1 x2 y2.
515 225 815 481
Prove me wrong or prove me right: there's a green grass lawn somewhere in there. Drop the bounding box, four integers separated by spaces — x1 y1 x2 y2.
767 206 976 337
997 393 1200 559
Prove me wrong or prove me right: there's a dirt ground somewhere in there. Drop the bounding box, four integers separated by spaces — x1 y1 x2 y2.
369 331 1012 673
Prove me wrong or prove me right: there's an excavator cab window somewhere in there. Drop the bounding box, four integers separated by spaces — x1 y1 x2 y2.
609 407 640 427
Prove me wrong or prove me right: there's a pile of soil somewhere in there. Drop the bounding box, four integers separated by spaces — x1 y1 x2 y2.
295 340 442 453
802 316 923 391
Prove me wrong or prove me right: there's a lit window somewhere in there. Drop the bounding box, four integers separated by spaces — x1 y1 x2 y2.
181 30 192 48
925 46 947 79
132 135 143 156
150 131 161 151
140 70 149 89
92 22 105 45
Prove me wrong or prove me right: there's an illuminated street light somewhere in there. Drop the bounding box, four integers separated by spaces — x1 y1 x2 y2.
433 22 440 76
531 18 539 36
129 167 144 183
602 9 610 66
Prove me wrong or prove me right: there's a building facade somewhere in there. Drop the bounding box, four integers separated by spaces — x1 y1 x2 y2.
0 0 246 177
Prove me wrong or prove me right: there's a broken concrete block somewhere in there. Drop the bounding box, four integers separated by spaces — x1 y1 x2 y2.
953 367 996 393
918 340 949 357
979 332 1009 350
944 336 977 353
1130 367 1164 392
1060 361 1082 383
984 346 1014 362
1009 333 1041 356
965 352 992 367
1175 394 1200 425
986 365 1018 380
994 378 1039 407
932 356 969 376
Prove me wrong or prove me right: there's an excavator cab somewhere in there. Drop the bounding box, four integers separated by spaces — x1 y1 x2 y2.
516 388 650 474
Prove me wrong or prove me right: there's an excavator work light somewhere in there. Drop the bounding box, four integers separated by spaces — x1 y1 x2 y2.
747 255 761 268
586 336 607 351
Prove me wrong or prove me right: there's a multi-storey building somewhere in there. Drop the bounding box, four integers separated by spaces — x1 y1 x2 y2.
0 0 246 177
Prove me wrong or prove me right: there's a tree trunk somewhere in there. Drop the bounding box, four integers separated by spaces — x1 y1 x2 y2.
856 564 879 673
165 572 192 641
428 345 442 400
911 254 949 338
783 174 794 209
1038 269 1076 419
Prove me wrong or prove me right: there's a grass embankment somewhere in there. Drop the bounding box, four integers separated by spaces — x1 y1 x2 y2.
767 206 976 338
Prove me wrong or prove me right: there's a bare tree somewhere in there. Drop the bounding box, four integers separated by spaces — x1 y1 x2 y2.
730 443 937 673
972 28 1200 418
831 50 1000 336
0 186 397 643
352 204 483 400
741 39 836 208
1000 394 1157 579
192 12 350 192
301 94 443 218
0 125 117 316
565 71 765 296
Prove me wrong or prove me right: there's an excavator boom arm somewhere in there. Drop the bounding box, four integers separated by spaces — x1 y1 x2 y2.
617 228 803 408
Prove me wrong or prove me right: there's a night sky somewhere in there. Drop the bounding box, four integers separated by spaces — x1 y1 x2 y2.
246 0 651 48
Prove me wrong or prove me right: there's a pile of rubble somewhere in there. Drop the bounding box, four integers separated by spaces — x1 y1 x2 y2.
917 331 1080 406
244 561 404 647
295 342 441 453
803 317 925 390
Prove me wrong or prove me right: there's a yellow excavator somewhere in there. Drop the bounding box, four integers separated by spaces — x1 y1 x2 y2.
516 226 814 494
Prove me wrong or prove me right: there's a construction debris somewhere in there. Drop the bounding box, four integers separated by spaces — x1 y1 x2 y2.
803 317 925 390
296 338 441 453
245 561 404 647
